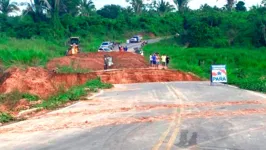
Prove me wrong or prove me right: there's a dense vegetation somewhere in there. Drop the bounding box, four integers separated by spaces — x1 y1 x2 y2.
144 39 266 92
1 0 266 47
0 0 265 92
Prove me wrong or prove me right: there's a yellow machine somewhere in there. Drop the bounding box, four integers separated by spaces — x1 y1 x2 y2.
66 37 80 56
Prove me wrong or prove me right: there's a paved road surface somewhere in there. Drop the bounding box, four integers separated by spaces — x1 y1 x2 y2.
113 38 163 53
1 81 266 150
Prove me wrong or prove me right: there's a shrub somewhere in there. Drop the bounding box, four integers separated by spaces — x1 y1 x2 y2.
39 78 113 109
0 112 14 123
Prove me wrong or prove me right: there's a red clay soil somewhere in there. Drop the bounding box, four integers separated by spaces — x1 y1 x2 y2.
97 69 200 84
46 52 149 71
0 67 56 98
0 67 98 98
0 67 200 98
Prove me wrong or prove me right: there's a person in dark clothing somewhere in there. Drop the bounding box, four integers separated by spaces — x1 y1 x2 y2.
166 55 170 67
152 54 157 67
124 46 128 52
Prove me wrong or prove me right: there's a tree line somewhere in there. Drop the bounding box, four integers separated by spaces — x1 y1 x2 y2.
1 0 266 47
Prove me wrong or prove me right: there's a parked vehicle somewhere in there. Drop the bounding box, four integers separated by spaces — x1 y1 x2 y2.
99 41 114 50
129 35 142 43
98 47 112 52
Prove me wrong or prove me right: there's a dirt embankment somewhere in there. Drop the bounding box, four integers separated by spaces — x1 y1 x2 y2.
97 69 200 84
46 52 149 71
0 68 200 98
0 67 56 98
0 52 201 98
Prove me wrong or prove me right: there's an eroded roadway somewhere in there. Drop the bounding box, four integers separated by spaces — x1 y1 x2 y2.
0 81 266 150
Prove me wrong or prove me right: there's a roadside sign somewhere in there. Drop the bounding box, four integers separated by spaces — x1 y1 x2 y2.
211 65 227 84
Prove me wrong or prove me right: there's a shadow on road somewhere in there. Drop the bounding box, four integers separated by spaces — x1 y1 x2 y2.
175 130 198 148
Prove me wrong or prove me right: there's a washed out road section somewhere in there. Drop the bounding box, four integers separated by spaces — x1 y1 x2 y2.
0 81 266 150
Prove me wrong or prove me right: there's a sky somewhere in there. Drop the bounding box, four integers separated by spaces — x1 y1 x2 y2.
93 0 262 9
12 0 263 10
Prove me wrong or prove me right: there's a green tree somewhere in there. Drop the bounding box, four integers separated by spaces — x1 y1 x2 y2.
79 0 95 16
125 0 144 14
222 0 235 11
0 0 19 15
60 0 81 16
21 0 50 21
235 1 246 12
155 0 175 16
173 0 189 13
262 0 266 7
97 5 122 19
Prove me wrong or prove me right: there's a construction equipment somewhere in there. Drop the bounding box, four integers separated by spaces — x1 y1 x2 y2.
66 37 80 56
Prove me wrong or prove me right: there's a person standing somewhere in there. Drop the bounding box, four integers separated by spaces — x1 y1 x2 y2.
161 54 167 69
149 54 153 66
124 46 128 52
152 53 157 68
104 55 108 70
166 55 170 68
156 53 160 69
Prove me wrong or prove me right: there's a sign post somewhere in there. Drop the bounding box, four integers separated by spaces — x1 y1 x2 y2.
211 65 228 85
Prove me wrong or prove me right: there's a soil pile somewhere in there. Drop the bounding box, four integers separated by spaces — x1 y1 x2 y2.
0 68 98 98
97 69 200 84
0 67 56 98
0 68 200 98
46 52 149 71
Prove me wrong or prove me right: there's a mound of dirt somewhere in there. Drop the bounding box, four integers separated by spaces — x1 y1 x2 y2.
0 67 200 99
46 52 149 71
97 69 200 84
0 67 98 98
0 67 56 98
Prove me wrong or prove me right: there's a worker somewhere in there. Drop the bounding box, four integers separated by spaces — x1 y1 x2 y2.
104 55 108 70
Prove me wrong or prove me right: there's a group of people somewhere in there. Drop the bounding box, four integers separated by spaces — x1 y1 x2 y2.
150 53 170 69
119 45 128 52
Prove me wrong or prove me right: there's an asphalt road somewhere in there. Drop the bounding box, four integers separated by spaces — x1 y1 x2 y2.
1 81 266 150
113 37 163 53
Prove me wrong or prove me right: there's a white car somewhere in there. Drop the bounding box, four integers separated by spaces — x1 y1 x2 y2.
100 41 114 49
98 47 112 52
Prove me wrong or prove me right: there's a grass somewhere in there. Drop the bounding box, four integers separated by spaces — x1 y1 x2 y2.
0 79 111 123
55 61 91 74
0 91 40 110
0 112 14 123
0 33 151 69
38 78 112 109
56 65 91 74
0 37 104 69
144 39 266 93
0 38 65 68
